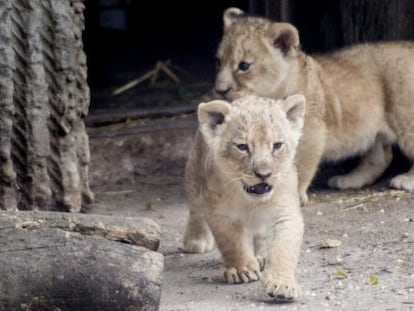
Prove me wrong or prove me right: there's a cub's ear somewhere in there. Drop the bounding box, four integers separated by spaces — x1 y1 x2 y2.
268 23 300 57
198 100 232 139
280 94 306 131
223 7 246 30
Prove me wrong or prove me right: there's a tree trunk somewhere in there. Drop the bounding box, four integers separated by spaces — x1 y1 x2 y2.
0 0 93 212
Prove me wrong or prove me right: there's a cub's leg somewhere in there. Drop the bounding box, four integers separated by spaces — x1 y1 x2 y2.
328 137 393 189
254 235 270 272
208 216 260 284
390 130 414 190
296 119 326 205
262 213 304 300
385 64 414 191
183 208 215 253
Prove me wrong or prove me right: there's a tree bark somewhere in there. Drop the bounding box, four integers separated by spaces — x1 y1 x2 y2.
0 211 163 310
0 0 93 212
0 210 161 250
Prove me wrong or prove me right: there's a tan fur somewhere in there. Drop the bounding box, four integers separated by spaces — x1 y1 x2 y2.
215 8 414 204
183 95 305 300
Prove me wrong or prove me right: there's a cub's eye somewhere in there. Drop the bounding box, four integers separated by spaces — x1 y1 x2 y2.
238 61 250 72
273 142 283 151
236 143 249 152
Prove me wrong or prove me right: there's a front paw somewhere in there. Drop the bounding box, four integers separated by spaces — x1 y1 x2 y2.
222 261 261 284
261 271 300 300
390 174 414 191
328 175 364 189
183 235 215 254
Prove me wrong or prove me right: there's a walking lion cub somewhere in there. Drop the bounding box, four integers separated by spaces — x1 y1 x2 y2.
183 95 305 300
215 8 414 204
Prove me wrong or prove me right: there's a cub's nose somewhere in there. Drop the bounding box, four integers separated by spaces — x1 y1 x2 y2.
254 170 272 181
215 87 231 98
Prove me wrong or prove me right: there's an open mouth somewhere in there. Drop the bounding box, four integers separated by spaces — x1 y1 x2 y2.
243 182 273 195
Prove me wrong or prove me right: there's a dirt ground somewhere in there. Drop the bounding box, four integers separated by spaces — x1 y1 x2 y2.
87 111 414 311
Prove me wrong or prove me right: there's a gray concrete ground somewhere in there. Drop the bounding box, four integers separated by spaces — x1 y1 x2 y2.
89 181 413 311
88 118 414 311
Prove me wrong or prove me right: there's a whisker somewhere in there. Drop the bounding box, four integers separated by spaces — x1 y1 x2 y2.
221 177 243 201
223 182 241 201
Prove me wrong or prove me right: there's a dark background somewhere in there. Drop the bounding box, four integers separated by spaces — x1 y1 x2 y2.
83 0 414 184
83 0 414 110
84 1 249 93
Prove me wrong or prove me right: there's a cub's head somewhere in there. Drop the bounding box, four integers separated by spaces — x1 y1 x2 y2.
198 94 305 199
215 7 300 100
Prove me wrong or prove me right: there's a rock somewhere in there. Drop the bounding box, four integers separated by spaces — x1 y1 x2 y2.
0 211 163 310
0 210 161 251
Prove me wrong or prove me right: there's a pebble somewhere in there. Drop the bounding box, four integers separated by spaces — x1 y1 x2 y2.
305 291 317 297
327 257 344 265
334 281 344 290
396 289 406 295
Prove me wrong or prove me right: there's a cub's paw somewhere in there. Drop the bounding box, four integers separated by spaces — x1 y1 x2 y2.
261 272 300 300
222 262 261 284
183 235 215 254
328 175 365 189
390 174 414 191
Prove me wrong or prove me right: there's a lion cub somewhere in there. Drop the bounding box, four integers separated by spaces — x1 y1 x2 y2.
183 95 305 300
215 8 414 204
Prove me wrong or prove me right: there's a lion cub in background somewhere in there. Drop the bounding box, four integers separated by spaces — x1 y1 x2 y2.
183 95 305 300
215 8 414 205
